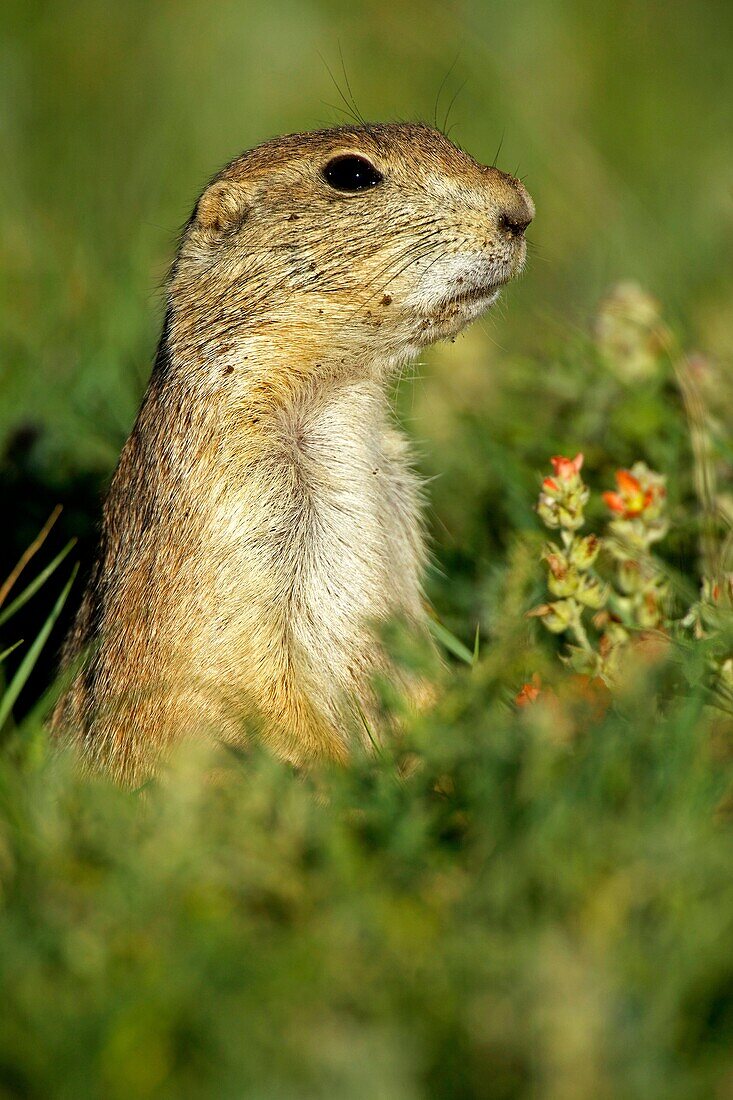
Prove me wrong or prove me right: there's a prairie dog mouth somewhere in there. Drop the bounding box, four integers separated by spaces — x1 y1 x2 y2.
441 281 504 308
406 248 523 318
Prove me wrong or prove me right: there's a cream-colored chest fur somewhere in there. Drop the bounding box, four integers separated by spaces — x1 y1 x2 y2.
200 377 425 756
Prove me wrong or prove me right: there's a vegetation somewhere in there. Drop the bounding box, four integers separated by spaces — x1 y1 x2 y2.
2 1 733 1096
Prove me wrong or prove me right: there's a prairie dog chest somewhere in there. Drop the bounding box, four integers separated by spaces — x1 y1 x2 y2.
206 379 425 683
279 381 421 623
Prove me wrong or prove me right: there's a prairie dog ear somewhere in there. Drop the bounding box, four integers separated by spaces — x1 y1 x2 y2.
195 179 251 234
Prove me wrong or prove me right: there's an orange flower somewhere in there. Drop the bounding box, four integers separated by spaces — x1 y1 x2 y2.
602 468 661 518
515 674 542 707
603 492 624 514
550 453 584 481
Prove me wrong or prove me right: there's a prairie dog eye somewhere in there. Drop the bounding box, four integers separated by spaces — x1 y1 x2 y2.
322 155 383 192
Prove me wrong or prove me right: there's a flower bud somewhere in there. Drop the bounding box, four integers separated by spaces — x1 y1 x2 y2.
617 559 642 594
569 534 601 571
548 568 580 598
576 576 609 610
537 495 560 528
540 600 576 633
543 550 579 597
557 490 589 531
637 591 662 629
602 621 630 648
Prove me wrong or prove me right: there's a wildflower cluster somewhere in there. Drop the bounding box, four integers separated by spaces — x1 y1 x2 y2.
519 452 733 717
528 454 669 682
530 455 606 668
601 463 669 631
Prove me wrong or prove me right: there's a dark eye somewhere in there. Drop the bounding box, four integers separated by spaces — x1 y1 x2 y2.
322 155 383 193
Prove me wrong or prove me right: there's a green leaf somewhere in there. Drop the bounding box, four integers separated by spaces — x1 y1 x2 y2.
0 565 79 734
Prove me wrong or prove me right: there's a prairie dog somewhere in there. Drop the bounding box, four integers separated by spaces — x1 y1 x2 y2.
53 123 534 783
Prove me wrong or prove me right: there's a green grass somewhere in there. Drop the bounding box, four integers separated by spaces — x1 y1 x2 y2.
1 637 733 1098
2 0 733 1095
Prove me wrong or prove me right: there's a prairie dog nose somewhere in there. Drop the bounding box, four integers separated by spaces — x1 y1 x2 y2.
483 166 535 237
499 204 532 238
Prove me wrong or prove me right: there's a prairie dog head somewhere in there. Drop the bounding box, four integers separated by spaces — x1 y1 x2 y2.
172 123 534 371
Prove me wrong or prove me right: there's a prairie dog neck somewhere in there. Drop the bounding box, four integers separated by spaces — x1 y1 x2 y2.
220 364 424 642
186 345 426 668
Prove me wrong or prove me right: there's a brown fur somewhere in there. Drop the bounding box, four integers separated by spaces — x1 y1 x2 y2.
52 123 533 784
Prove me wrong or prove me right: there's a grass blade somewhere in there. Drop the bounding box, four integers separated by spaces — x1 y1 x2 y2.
0 505 62 610
353 696 383 757
22 644 91 730
428 617 475 666
0 639 24 665
0 565 79 733
0 539 77 627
